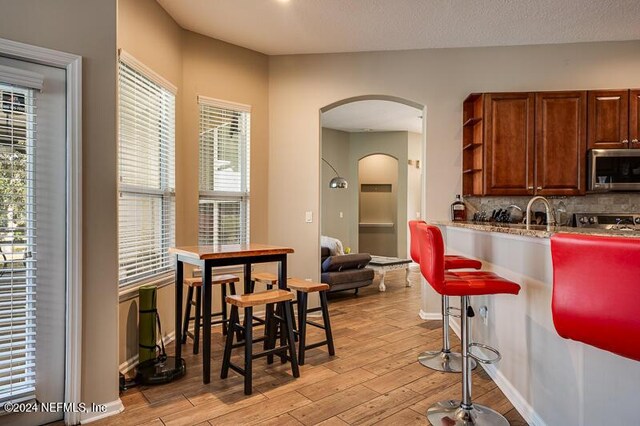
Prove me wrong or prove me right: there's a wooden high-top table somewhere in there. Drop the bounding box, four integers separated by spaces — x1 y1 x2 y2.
169 244 294 384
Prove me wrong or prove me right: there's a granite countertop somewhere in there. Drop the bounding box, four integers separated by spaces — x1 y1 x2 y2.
433 221 640 239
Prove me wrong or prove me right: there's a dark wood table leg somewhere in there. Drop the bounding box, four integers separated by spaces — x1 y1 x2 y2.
174 259 183 362
244 263 252 293
202 261 212 384
278 255 287 290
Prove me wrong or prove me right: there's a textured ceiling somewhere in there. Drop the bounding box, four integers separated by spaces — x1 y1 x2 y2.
156 0 640 55
322 100 422 133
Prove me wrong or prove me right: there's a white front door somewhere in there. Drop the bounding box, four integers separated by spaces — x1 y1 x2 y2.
0 56 66 425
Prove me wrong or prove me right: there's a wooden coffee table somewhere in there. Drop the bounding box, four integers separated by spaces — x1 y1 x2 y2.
368 255 413 291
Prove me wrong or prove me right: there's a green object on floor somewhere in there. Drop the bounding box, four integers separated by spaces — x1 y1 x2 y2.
138 285 157 364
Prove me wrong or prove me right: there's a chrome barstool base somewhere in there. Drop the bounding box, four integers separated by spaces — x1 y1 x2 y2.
418 350 477 372
427 400 509 426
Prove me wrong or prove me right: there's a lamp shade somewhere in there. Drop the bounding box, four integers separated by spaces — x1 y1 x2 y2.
322 157 348 189
329 176 348 189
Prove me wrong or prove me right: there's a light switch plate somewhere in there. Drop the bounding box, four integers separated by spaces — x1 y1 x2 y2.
305 211 313 223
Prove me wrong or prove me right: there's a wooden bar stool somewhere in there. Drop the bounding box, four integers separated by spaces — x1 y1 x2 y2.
221 289 299 395
251 272 278 291
287 278 335 365
181 273 239 354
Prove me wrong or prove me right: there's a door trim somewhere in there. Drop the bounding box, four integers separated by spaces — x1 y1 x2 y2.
0 37 83 426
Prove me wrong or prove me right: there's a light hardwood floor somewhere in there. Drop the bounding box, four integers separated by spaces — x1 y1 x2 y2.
98 268 527 426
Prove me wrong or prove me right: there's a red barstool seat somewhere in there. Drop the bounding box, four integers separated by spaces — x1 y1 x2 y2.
409 220 482 373
551 233 640 362
417 223 520 426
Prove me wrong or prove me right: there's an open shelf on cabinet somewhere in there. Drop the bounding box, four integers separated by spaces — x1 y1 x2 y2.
462 93 485 196
463 117 482 127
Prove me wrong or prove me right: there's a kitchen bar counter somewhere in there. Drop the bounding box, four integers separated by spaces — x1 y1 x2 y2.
432 220 640 239
422 222 640 426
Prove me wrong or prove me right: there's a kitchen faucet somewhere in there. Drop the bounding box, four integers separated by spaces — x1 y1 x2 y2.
525 196 556 232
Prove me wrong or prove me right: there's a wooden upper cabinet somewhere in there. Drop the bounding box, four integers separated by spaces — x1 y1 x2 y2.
535 91 587 195
587 90 629 149
483 93 535 195
630 89 640 149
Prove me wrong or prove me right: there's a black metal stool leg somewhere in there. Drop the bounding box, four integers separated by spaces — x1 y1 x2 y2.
193 286 202 354
181 285 193 344
297 292 308 365
221 283 228 335
264 302 274 364
221 306 238 379
320 291 335 356
283 300 300 378
244 306 253 395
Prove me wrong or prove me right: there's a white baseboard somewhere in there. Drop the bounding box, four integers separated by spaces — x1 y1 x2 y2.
80 399 124 424
119 331 175 374
447 319 545 426
419 309 442 321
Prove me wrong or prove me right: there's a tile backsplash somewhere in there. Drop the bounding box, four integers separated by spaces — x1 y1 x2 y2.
464 193 640 225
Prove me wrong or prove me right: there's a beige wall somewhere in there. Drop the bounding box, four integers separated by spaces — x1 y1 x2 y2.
268 40 640 309
0 0 119 407
407 131 422 256
321 128 351 246
117 0 270 366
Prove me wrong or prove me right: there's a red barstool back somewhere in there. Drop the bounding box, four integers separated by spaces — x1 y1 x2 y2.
551 233 640 362
409 220 482 373
416 222 446 292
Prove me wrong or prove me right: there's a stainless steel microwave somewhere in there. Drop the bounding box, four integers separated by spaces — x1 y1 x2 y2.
588 149 640 191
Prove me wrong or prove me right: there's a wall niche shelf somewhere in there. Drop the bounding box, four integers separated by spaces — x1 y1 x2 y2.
358 222 394 228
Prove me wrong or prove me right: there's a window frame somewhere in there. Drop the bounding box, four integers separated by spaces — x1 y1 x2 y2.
198 96 251 247
117 51 176 291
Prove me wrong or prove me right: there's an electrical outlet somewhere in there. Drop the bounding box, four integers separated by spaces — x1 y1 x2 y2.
479 306 489 325
339 211 343 218
305 211 313 223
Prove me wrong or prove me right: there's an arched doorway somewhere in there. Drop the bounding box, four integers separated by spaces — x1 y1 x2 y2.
319 95 425 266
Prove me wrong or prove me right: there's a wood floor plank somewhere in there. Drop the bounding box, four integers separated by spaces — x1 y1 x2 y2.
161 393 266 426
255 412 304 425
336 386 423 425
297 367 378 401
363 361 436 394
206 391 311 425
373 407 429 426
255 365 339 398
288 384 379 425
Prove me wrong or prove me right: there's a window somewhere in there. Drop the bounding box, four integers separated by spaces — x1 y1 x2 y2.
118 58 175 287
0 83 36 404
198 97 250 246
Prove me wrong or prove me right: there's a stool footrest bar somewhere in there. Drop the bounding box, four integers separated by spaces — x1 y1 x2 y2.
468 342 502 364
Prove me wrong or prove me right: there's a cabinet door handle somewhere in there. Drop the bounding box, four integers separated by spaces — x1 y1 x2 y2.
623 139 629 144
537 186 542 190
528 186 534 190
632 139 639 144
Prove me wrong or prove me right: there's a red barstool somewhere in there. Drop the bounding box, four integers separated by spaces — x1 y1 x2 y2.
409 220 482 372
551 233 640 361
417 224 520 426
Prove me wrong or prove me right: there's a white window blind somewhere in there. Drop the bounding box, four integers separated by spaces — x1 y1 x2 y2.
118 60 175 287
198 98 250 246
0 83 37 405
